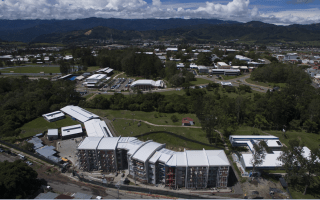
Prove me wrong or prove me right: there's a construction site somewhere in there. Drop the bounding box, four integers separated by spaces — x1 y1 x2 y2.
76 136 230 189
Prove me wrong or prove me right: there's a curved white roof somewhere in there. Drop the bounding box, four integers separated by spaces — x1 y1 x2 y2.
61 105 99 123
130 80 163 88
84 119 113 138
132 141 164 162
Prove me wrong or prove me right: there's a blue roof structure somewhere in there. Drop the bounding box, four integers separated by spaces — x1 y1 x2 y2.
36 145 56 158
28 137 44 149
73 192 93 199
35 192 59 199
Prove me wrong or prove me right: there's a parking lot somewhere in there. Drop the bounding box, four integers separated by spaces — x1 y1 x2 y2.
56 137 83 167
102 78 134 91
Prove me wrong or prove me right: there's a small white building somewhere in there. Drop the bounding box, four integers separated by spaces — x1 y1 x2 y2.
47 129 59 141
220 82 233 87
42 111 65 122
86 74 107 84
216 62 231 69
198 66 209 73
61 124 83 139
130 80 164 90
60 105 99 123
84 119 113 138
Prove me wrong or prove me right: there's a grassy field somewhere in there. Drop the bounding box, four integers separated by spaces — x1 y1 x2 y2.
111 118 223 151
267 130 320 150
221 74 247 81
17 116 81 139
246 78 287 88
87 109 201 126
0 66 60 73
230 126 268 136
190 78 212 85
86 66 100 72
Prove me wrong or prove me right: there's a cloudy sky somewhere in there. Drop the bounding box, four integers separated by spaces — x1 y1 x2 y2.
0 0 319 25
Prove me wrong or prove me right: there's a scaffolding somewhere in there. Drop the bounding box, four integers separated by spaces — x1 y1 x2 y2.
132 160 147 183
157 162 166 184
186 167 208 189
207 167 218 187
97 150 116 172
216 166 229 188
165 167 176 188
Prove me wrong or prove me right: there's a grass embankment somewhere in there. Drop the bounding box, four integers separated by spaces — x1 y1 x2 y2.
88 109 200 126
17 116 81 139
246 78 287 88
267 130 320 150
110 118 223 151
0 66 60 73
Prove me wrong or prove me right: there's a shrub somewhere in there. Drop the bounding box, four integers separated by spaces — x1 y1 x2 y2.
171 115 178 122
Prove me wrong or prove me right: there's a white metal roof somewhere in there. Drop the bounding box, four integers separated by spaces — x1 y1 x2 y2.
78 137 102 150
266 140 283 147
97 137 120 150
130 80 163 88
185 150 209 167
205 150 230 166
242 152 282 168
60 105 99 123
132 141 164 162
217 62 228 66
86 74 107 80
84 119 113 138
166 154 177 166
61 124 82 137
176 152 187 166
47 129 58 136
75 75 85 80
149 148 175 164
42 111 65 121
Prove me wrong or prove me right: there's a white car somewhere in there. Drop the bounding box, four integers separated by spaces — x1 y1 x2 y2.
26 161 33 166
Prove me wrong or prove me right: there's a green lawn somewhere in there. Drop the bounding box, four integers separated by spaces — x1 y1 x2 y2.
17 116 81 139
230 126 268 136
221 74 247 81
246 78 287 88
87 109 201 126
86 66 101 72
190 78 212 85
0 66 60 73
266 130 320 150
111 119 223 151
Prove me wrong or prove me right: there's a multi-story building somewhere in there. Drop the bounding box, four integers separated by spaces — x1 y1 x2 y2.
77 136 230 189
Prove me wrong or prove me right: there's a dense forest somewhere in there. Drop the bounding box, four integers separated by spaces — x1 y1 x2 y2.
0 77 81 137
82 63 320 135
30 21 320 45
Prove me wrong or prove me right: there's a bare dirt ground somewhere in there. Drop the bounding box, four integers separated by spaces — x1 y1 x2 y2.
241 177 289 199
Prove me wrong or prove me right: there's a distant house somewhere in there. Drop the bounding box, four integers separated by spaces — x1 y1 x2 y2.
182 117 195 126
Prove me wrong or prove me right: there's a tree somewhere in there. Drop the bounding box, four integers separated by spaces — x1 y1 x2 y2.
0 160 41 198
196 53 212 66
250 140 267 179
278 140 320 195
59 61 71 74
171 115 178 122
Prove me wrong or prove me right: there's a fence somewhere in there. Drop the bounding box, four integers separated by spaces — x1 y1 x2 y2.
0 139 63 168
135 131 224 149
74 171 209 199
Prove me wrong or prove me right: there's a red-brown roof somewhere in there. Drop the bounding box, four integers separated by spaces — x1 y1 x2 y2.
183 117 193 122
182 119 190 124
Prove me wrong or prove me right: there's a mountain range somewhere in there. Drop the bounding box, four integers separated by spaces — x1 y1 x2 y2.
0 18 239 43
0 18 320 44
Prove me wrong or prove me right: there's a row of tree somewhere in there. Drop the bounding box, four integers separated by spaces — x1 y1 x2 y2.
0 77 81 137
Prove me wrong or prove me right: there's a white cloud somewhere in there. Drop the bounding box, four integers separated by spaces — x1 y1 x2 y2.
152 0 162 7
0 0 319 25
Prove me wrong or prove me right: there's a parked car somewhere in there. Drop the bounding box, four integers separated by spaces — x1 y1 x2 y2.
26 161 33 166
0 148 3 152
